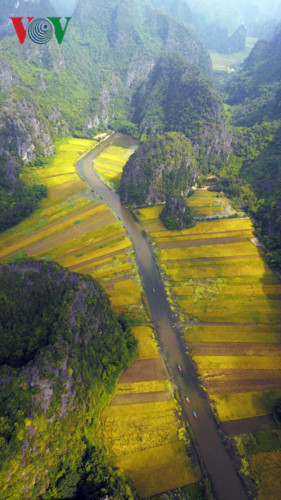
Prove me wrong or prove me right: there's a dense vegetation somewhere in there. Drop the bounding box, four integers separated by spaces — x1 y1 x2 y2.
133 54 231 169
0 0 212 234
121 132 197 206
0 0 211 141
212 28 281 271
225 27 281 125
0 176 47 233
0 260 137 499
160 196 194 230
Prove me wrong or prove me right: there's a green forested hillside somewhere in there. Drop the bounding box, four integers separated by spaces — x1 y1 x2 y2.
121 131 197 205
214 29 281 271
225 27 281 125
0 0 211 140
133 53 231 168
0 259 137 499
0 0 212 232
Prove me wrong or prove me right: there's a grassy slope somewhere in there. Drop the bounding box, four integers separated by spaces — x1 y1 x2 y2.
0 138 202 498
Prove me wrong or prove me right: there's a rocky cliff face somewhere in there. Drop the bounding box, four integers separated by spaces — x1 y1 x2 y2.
0 95 54 163
0 0 212 180
133 54 232 169
160 194 193 230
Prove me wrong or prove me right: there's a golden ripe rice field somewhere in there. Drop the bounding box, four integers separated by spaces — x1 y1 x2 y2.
0 138 202 497
140 199 281 496
94 145 134 191
142 208 281 423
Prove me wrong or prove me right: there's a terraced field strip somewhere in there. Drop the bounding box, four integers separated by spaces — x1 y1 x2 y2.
0 137 202 498
94 144 135 190
139 203 281 498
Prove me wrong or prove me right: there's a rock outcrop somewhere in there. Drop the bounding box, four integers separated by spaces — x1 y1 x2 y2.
121 132 197 206
0 259 136 498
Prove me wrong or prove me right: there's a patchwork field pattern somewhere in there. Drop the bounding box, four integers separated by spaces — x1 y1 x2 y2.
0 139 144 317
0 139 201 497
141 204 281 498
94 145 134 191
99 325 201 498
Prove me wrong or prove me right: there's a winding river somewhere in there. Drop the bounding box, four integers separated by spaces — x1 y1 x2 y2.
76 134 248 500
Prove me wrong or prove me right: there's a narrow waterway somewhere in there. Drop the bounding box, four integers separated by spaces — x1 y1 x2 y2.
76 134 248 500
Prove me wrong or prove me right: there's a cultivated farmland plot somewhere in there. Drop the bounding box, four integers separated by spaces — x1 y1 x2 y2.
139 194 281 498
0 139 203 498
94 145 134 191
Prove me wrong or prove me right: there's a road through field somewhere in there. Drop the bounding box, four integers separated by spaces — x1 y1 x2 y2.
76 134 248 500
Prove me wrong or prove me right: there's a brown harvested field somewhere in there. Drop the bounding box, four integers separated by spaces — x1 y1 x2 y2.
157 235 249 249
204 369 281 393
221 415 277 435
118 359 167 383
109 391 173 406
164 254 261 264
101 275 133 289
190 342 281 357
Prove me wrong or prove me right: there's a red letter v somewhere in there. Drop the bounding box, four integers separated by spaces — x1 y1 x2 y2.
10 17 34 44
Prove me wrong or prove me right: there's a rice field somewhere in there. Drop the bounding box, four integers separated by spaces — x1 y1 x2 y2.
99 401 200 498
138 193 281 494
187 189 238 218
97 317 202 497
94 145 134 191
0 138 202 497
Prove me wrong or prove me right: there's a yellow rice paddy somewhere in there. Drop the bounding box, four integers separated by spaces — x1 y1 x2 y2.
0 138 201 497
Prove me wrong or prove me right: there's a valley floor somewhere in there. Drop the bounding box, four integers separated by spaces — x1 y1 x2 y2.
0 137 202 499
2 136 280 499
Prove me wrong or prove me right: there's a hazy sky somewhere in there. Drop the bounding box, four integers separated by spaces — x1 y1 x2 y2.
49 0 281 22
49 0 78 16
186 0 281 19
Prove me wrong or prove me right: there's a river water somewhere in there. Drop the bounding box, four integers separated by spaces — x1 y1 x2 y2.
76 133 248 500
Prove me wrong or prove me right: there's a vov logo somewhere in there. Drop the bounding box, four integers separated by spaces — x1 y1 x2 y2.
10 17 72 45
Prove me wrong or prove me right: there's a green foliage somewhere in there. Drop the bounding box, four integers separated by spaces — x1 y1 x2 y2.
160 197 193 230
109 119 139 138
133 53 228 167
0 0 210 141
225 29 281 126
75 446 135 500
0 260 137 499
0 176 47 233
121 132 197 206
213 118 281 272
